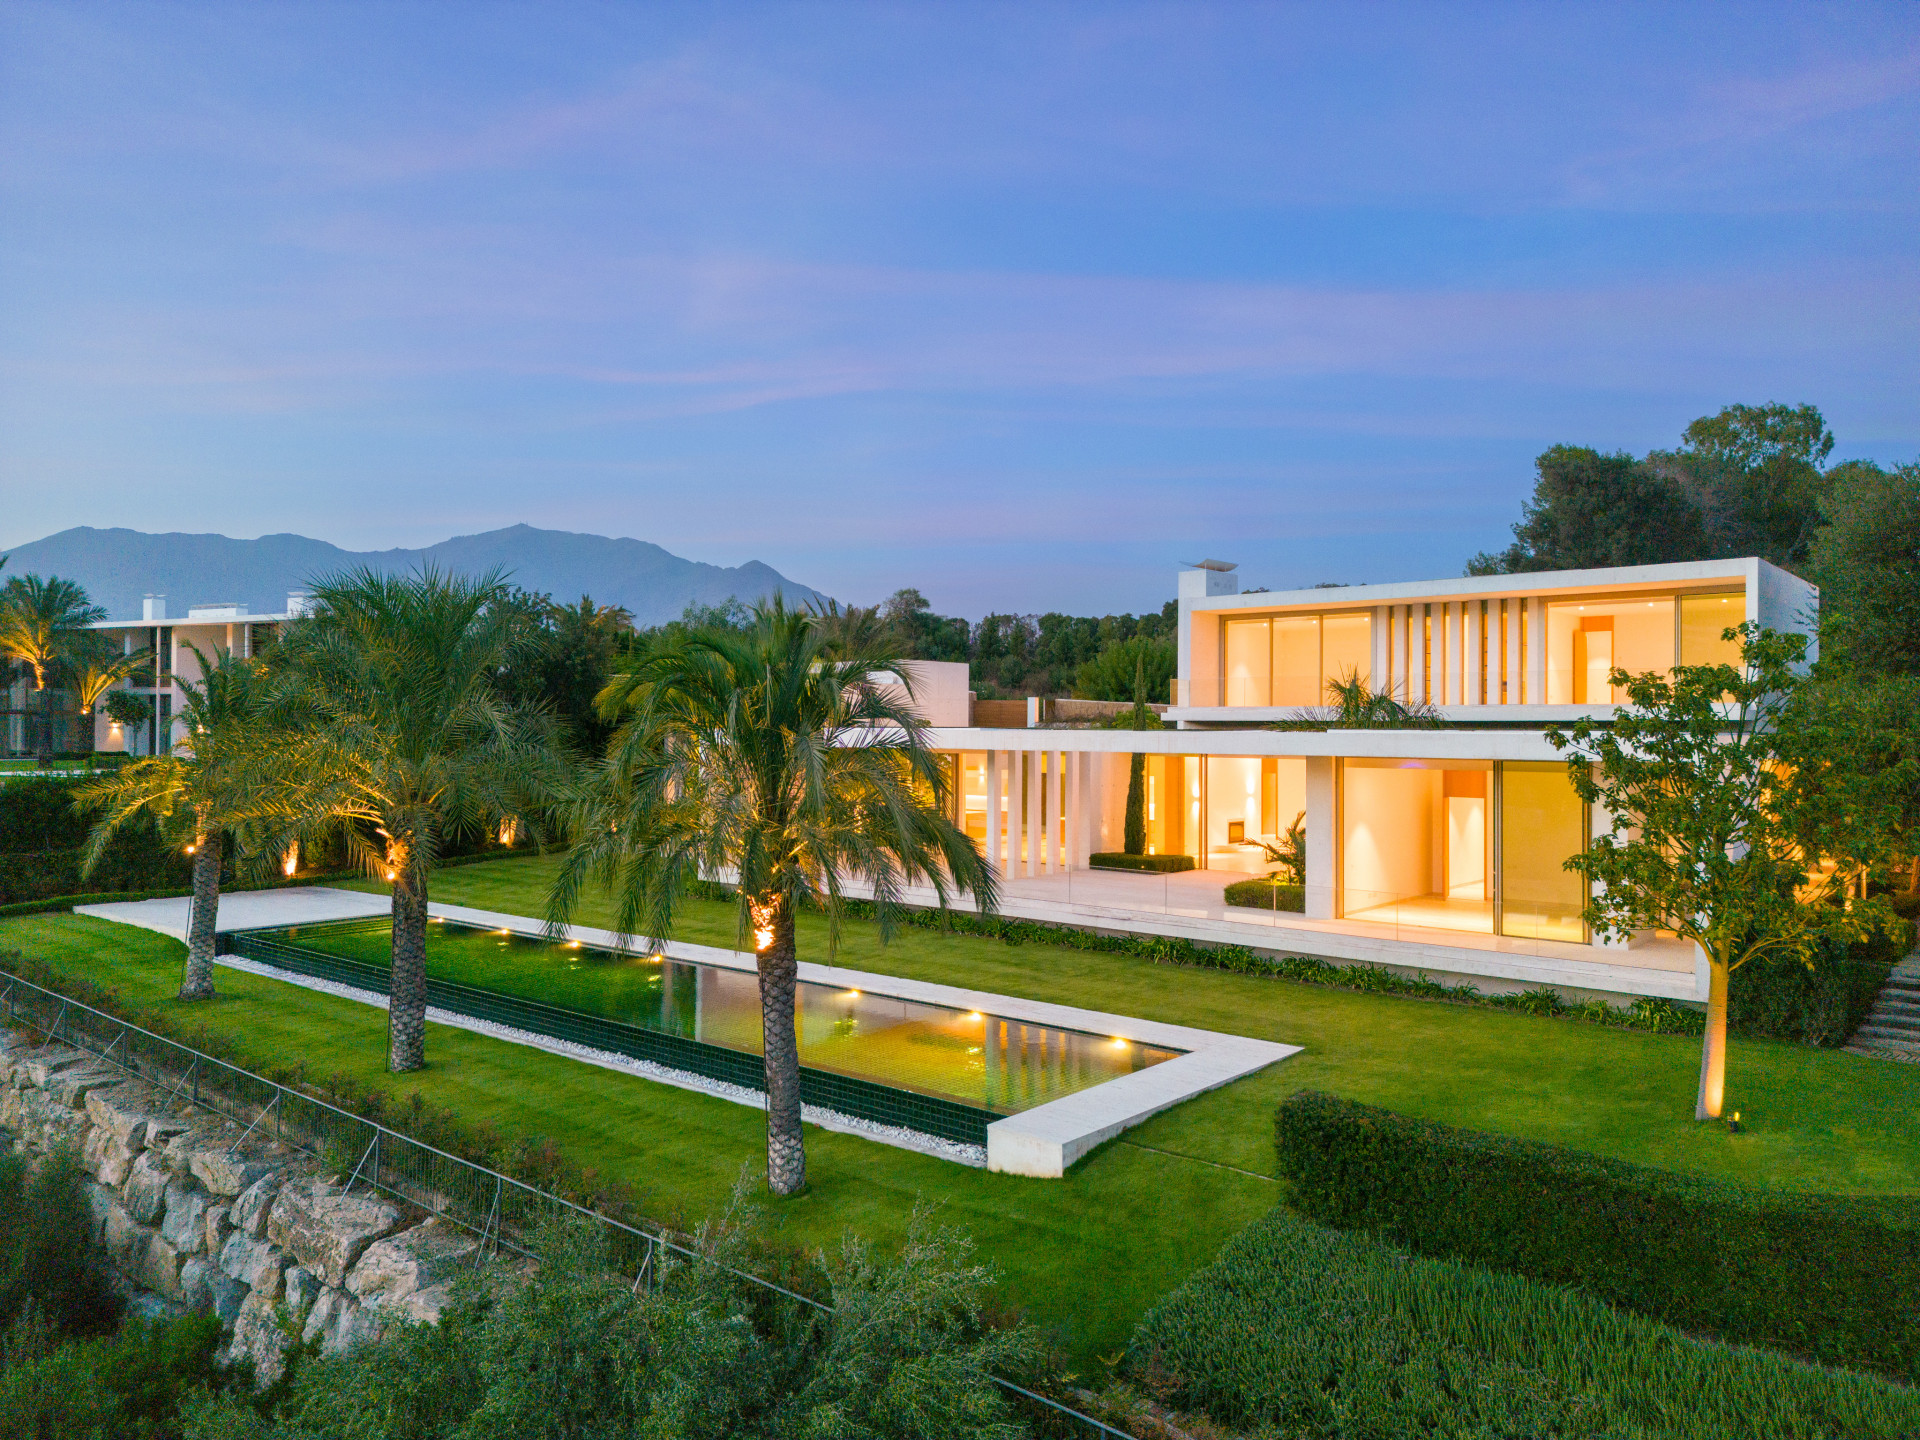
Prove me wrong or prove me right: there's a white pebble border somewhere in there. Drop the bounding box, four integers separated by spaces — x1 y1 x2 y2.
213 953 988 1167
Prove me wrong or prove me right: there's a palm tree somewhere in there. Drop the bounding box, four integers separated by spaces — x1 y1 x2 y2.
549 598 996 1196
0 574 106 763
263 567 559 1072
68 632 154 755
77 642 266 999
1273 670 1443 731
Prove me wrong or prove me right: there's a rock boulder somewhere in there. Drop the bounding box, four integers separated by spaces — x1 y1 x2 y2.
267 1179 401 1288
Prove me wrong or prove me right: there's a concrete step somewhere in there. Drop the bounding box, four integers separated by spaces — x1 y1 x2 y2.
1854 1023 1920 1044
1845 1040 1920 1063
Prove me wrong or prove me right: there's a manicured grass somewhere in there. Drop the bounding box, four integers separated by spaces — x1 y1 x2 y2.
352 851 1920 1196
0 913 1272 1366
7 850 1920 1365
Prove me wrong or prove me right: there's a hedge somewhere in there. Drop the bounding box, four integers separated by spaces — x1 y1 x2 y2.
1087 852 1195 873
1221 877 1304 912
1124 1203 1920 1439
1729 924 1908 1047
1273 1090 1920 1382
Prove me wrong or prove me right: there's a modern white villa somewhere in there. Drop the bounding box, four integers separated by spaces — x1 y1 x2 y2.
75 558 1813 1007
83 593 311 756
914 557 1815 1007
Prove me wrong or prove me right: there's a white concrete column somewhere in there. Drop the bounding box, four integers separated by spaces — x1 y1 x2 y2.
1371 606 1389 693
1397 606 1413 702
1527 597 1547 704
1503 599 1521 705
1023 749 1040 878
1463 601 1482 706
1409 607 1426 705
1444 602 1463 705
1041 751 1058 875
1063 749 1081 869
1305 756 1337 919
985 751 1004 873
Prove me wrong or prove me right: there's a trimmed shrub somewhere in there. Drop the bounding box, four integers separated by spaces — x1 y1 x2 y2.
1221 877 1304 912
1087 852 1195 873
1125 1204 1920 1440
0 1146 120 1336
1273 1090 1920 1381
1729 923 1911 1047
0 776 190 904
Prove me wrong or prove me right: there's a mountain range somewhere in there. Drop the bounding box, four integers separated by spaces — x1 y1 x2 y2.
0 525 826 627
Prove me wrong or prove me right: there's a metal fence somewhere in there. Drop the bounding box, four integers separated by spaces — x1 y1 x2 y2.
0 966 1137 1439
225 926 997 1146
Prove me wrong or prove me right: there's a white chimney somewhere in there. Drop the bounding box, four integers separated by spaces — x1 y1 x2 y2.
142 594 167 621
286 592 313 618
1178 559 1238 599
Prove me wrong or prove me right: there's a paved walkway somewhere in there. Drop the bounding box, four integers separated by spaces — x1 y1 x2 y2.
75 886 390 941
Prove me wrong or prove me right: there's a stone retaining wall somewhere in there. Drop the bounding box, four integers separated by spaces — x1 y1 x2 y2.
0 1028 474 1382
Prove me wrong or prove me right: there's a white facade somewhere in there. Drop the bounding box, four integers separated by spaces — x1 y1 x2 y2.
85 593 310 755
922 556 1818 1005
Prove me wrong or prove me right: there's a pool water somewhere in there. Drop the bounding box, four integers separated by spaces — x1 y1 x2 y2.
268 917 1181 1115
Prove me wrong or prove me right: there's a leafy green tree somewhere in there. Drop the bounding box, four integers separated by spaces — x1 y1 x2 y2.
1550 624 1907 1119
492 588 634 752
1106 653 1165 855
1469 446 1709 575
0 574 105 763
1809 460 1920 677
1658 402 1836 567
262 567 560 1071
549 599 994 1196
77 642 269 1000
1072 634 1175 703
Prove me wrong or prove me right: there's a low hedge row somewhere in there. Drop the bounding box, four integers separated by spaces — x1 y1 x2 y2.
1221 877 1304 912
1124 1203 1920 1439
1273 1090 1920 1382
1087 852 1196 873
681 877 1708 1037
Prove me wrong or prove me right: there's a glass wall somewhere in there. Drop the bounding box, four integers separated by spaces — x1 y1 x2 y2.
1338 759 1494 934
1544 591 1746 703
1496 762 1589 942
1142 754 1201 860
1203 756 1305 872
1679 593 1745 667
1335 759 1588 943
1220 611 1372 707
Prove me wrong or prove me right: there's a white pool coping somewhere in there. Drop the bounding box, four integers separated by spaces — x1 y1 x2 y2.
74 887 1299 1177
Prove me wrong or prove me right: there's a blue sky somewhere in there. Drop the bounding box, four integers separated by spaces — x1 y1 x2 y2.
2 2 1916 616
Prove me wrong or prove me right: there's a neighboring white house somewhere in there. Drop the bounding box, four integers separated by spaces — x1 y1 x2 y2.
913 557 1816 1006
85 593 312 756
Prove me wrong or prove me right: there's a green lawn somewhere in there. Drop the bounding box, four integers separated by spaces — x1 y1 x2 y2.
5 850 1918 1365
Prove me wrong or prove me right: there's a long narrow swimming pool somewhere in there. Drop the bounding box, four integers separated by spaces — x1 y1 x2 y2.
235 918 1181 1131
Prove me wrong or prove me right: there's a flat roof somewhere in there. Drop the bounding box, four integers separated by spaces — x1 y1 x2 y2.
1186 556 1778 615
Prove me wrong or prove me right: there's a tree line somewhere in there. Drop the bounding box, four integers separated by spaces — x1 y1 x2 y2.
1470 401 1920 679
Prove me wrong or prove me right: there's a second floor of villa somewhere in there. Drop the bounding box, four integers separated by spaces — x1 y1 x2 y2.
1167 555 1814 727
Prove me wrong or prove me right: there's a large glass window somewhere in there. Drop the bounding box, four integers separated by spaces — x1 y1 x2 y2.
1223 619 1271 708
1497 762 1588 942
1142 754 1201 859
1219 611 1372 706
1679 593 1745 668
1338 759 1493 934
1273 616 1321 705
1546 597 1676 703
1322 613 1371 692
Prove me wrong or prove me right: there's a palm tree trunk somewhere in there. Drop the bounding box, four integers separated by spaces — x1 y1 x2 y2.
389 852 430 1072
755 899 806 1196
1694 956 1728 1120
179 829 222 1000
36 682 54 767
